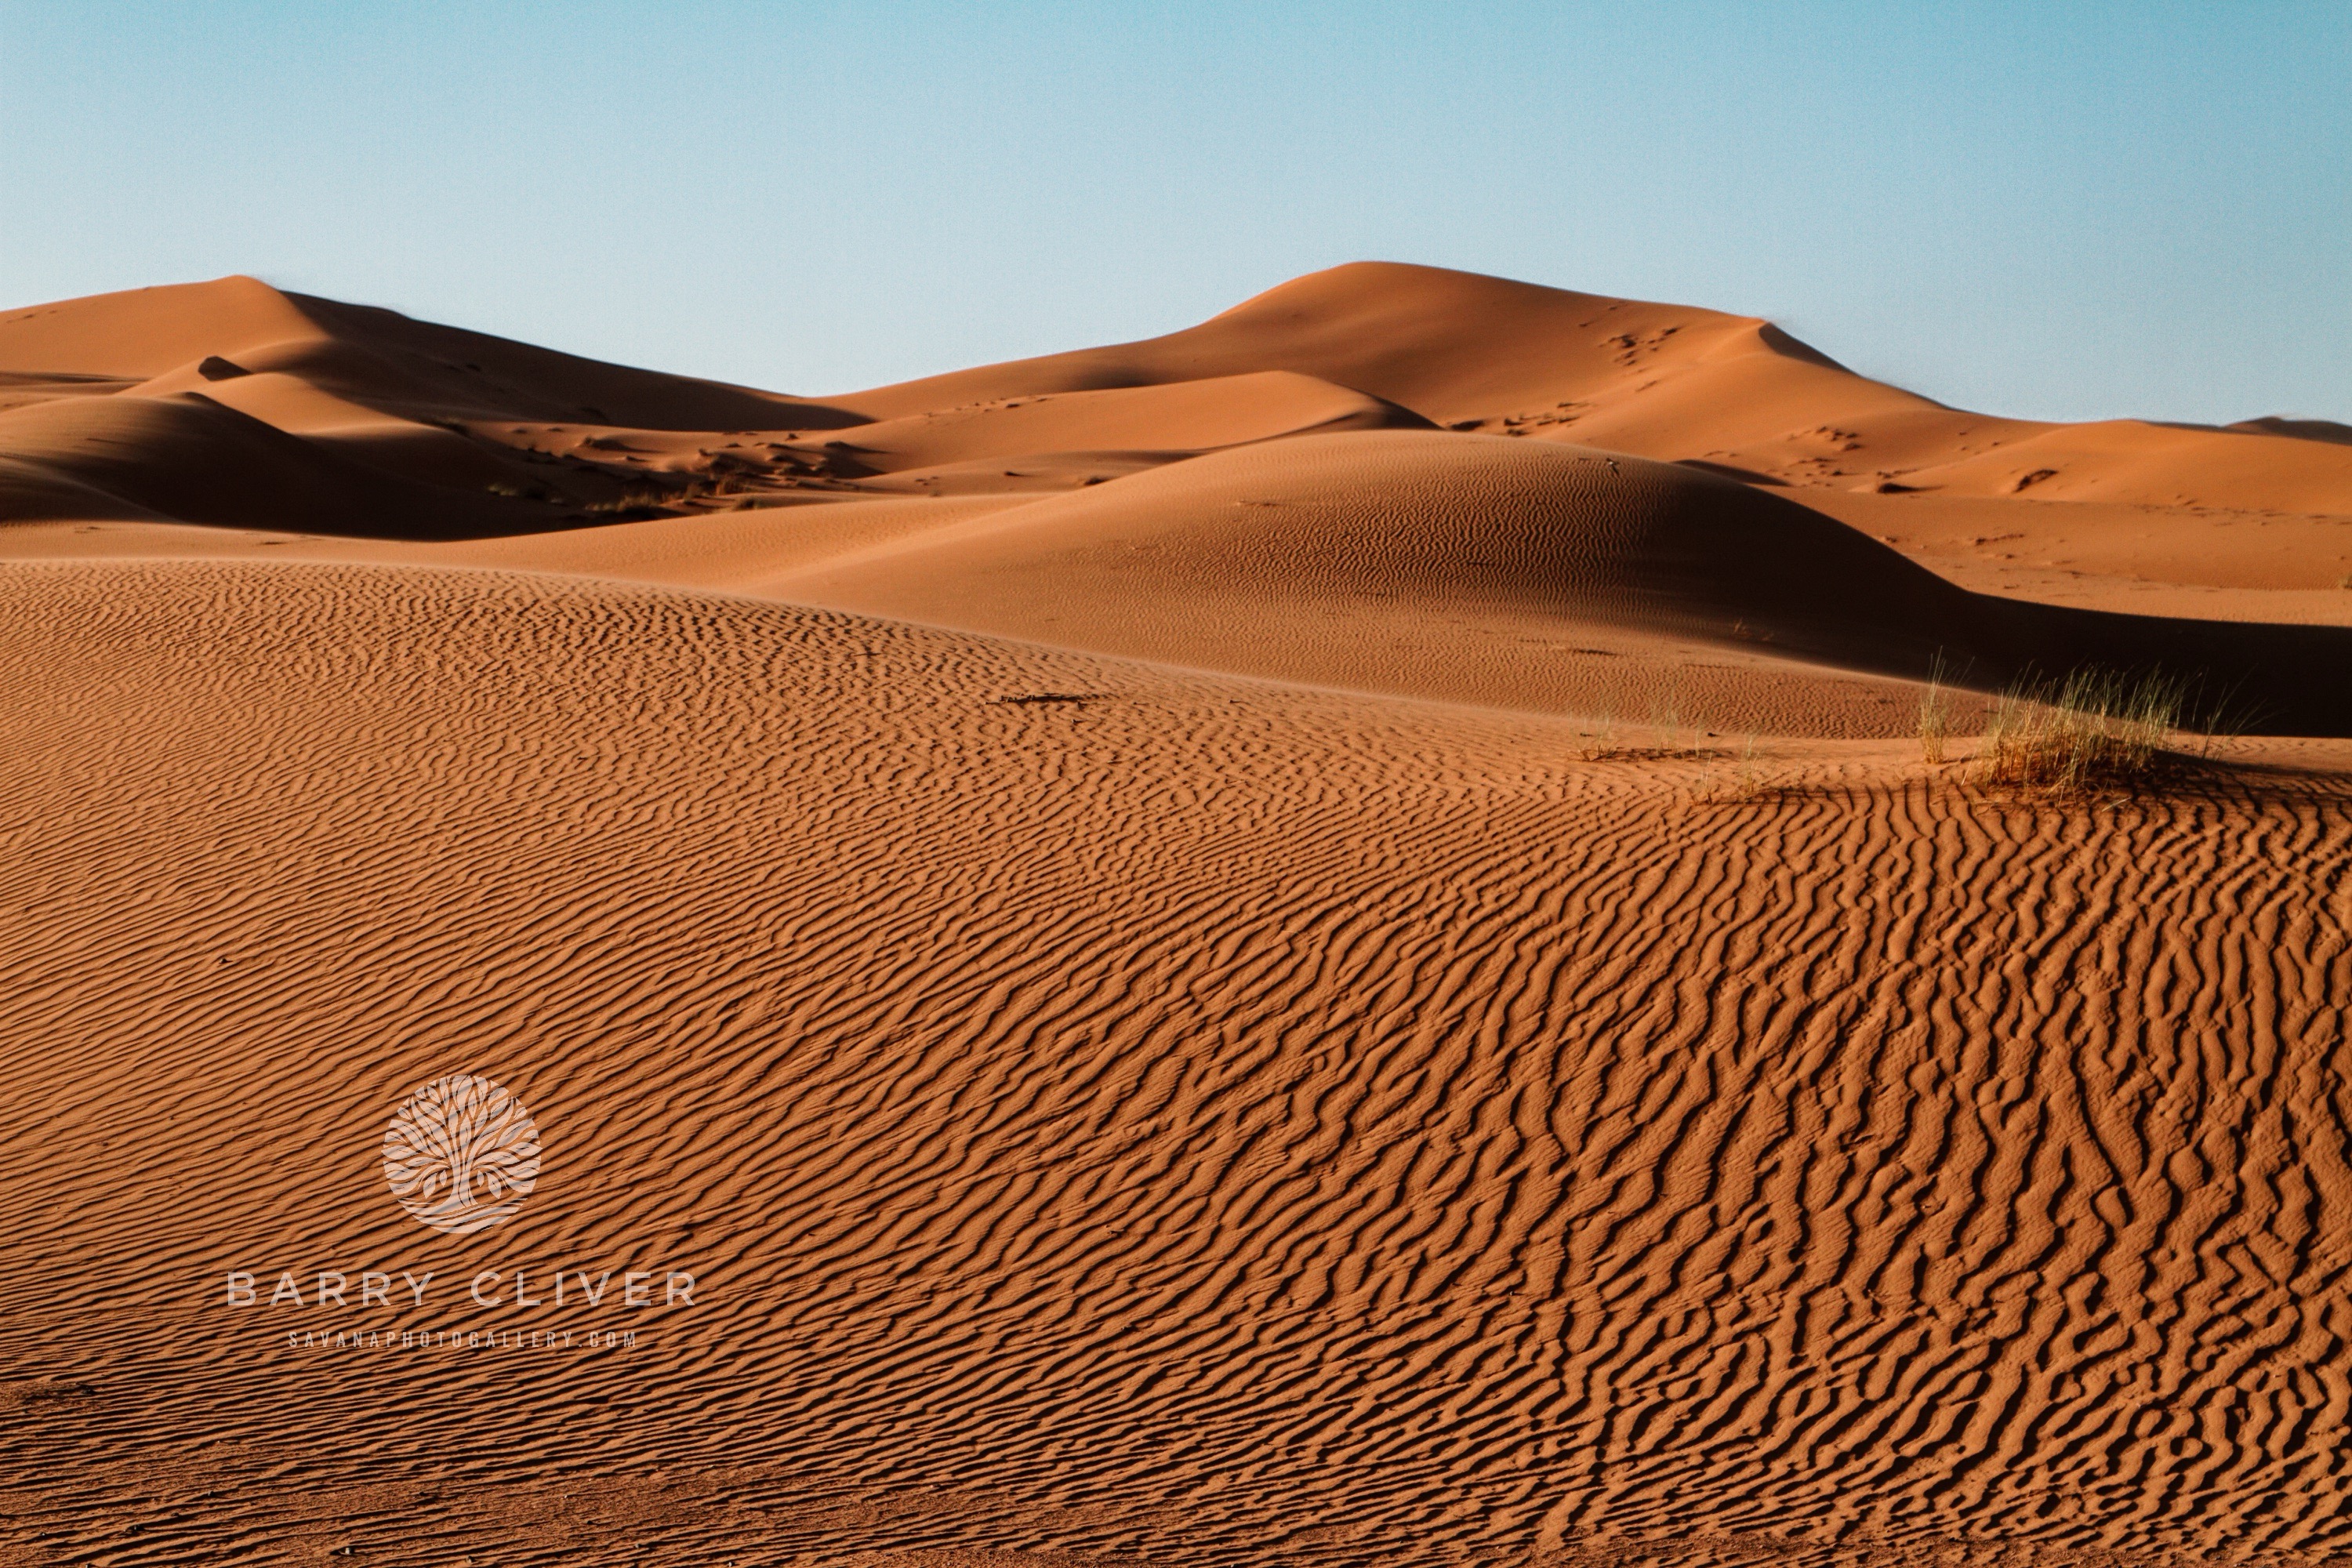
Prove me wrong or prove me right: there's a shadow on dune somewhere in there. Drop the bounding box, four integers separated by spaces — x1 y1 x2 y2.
1604 457 2347 734
0 393 593 540
776 430 2352 738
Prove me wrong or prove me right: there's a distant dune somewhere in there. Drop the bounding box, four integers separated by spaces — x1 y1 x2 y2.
4 263 2347 731
2 266 2349 1565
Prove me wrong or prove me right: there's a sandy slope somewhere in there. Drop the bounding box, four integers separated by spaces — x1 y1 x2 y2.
2 559 2349 1566
829 262 2352 516
766 430 2352 735
2 265 2351 1563
3 264 2347 734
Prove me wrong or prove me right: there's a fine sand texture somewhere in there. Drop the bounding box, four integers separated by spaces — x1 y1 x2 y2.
1 266 2350 1564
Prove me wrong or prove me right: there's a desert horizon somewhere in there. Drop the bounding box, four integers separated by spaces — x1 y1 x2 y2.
4 6 2350 1563
5 261 2349 737
2 256 2350 1564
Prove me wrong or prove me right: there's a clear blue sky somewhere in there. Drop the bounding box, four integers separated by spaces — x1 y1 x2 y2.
3 1 2345 423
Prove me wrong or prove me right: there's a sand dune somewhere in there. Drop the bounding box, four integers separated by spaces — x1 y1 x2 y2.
0 276 866 534
0 390 573 538
4 263 2346 728
0 274 323 384
2234 416 2352 447
831 262 2352 515
2 263 2350 1563
829 262 1907 434
3 559 2348 1564
1887 416 2352 514
0 274 855 428
769 430 2352 733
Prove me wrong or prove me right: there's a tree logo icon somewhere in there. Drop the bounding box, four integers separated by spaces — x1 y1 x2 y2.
383 1073 542 1235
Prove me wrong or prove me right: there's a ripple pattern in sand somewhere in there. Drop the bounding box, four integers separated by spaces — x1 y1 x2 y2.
0 561 2347 1566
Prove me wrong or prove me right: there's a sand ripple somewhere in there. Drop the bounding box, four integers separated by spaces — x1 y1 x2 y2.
0 561 2347 1563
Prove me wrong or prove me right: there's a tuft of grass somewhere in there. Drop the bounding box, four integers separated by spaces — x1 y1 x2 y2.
1694 734 1773 802
1734 733 1768 797
582 486 677 516
1645 695 1685 751
1573 715 1620 760
1918 653 1956 766
1577 677 1733 766
1976 669 2185 794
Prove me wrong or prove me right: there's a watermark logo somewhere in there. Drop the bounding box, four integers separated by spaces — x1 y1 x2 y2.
383 1073 540 1235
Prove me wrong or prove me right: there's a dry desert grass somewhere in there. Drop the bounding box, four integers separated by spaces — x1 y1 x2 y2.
1976 670 2187 794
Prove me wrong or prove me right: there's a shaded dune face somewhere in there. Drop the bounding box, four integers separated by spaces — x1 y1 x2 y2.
0 393 540 539
776 428 1971 670
779 431 2352 735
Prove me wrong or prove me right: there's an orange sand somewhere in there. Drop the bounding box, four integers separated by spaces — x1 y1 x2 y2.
2 266 2349 1564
